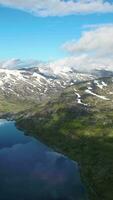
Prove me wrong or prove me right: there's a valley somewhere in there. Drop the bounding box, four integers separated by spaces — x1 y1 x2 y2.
1 2 113 200
0 68 113 200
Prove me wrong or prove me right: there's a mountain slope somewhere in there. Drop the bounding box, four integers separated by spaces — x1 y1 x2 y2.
1 66 113 200
0 68 94 101
15 77 113 200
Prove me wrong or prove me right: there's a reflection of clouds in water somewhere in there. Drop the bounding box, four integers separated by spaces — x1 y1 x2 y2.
0 121 86 200
0 140 85 199
32 152 68 184
0 141 48 174
0 141 75 179
0 119 9 126
32 151 79 185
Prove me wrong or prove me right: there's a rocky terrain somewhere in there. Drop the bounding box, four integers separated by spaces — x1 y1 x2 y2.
0 64 113 200
0 67 94 101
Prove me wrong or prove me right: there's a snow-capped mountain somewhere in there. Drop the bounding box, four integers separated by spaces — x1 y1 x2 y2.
1 59 113 102
0 66 94 101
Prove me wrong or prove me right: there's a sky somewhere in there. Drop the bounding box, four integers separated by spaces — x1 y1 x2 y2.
0 0 113 71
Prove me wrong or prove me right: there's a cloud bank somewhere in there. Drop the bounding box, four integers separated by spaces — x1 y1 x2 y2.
0 0 113 16
63 25 113 57
48 55 113 72
1 24 113 72
60 24 113 71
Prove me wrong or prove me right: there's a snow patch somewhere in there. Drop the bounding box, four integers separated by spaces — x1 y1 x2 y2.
102 81 107 86
74 90 87 106
88 86 92 90
75 92 81 98
85 89 109 100
94 80 107 89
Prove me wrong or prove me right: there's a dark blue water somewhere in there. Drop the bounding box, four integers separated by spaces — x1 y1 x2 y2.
0 119 86 200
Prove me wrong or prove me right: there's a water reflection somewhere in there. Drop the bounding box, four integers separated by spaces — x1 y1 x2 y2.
0 119 86 200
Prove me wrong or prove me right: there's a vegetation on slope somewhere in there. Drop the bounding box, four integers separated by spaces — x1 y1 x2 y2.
1 77 113 200
16 80 113 200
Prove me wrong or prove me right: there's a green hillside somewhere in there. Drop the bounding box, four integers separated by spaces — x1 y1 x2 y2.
1 77 113 200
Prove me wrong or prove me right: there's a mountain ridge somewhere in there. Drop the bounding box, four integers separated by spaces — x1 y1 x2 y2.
0 66 113 200
0 67 95 101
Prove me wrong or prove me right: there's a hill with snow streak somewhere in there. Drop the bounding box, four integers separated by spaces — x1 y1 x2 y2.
0 67 94 101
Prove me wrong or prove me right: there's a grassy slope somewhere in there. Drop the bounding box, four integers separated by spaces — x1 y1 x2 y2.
16 79 113 200
1 78 113 200
0 94 38 116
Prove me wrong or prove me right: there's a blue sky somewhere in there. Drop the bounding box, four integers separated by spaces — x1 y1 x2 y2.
0 0 113 62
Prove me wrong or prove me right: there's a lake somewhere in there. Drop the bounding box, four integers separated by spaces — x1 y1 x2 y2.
0 119 86 200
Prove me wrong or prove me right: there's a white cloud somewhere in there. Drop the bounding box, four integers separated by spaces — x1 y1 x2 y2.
0 0 113 16
1 55 113 73
63 25 113 57
49 55 113 72
0 58 42 69
1 22 113 72
57 24 113 71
